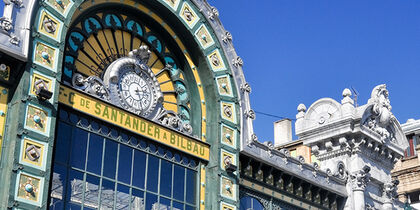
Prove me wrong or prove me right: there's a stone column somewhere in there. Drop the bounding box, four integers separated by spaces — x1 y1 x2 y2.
383 180 399 210
350 166 371 210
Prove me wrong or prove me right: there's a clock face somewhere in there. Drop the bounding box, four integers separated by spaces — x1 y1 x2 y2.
120 72 152 111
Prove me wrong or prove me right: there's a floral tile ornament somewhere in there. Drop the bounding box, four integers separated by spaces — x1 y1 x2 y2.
179 2 199 29
33 41 58 71
38 10 62 40
221 176 236 200
24 104 51 135
221 149 236 171
207 49 226 71
195 24 214 49
221 202 236 210
216 75 233 97
162 0 180 11
19 137 48 170
15 172 44 206
29 69 55 103
221 124 236 148
45 0 73 17
221 101 236 123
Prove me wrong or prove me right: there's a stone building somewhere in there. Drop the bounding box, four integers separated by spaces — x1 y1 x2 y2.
392 119 420 209
0 0 408 209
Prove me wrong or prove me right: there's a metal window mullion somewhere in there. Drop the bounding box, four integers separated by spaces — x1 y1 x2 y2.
171 162 174 210
62 123 74 209
114 143 120 209
157 158 162 207
98 137 106 209
129 147 134 210
144 153 149 208
80 132 91 209
184 167 187 209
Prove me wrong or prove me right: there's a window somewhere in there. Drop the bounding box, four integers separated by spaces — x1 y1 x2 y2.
240 196 264 210
49 109 197 209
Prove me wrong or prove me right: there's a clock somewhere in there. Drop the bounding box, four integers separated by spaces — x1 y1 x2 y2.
104 54 163 117
120 71 152 111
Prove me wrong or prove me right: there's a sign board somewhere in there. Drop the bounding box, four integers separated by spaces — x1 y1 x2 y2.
58 85 210 161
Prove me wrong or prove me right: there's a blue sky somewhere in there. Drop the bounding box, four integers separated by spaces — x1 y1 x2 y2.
1 1 419 142
210 0 420 142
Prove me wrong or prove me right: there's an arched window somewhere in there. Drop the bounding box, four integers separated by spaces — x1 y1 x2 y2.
240 196 264 210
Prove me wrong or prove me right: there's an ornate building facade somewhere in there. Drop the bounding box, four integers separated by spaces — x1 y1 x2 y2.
0 0 409 209
392 118 420 209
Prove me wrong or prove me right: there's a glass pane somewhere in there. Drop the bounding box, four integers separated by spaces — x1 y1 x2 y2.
100 179 115 209
70 128 88 169
253 198 264 210
103 139 118 179
159 197 171 210
185 169 196 204
49 197 64 210
50 164 67 203
131 188 145 209
173 201 184 210
185 205 195 210
147 155 159 193
160 160 172 197
66 203 82 210
66 170 84 206
173 164 185 201
132 150 146 189
116 184 130 210
240 196 256 210
86 133 103 175
118 145 132 184
54 122 71 164
145 192 158 210
84 175 100 209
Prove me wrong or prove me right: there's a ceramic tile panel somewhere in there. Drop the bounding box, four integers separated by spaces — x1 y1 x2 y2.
37 9 62 41
19 137 48 171
195 24 214 49
15 172 44 206
33 40 58 72
179 2 199 29
207 49 226 71
24 103 51 136
216 75 233 97
221 124 236 148
221 101 236 123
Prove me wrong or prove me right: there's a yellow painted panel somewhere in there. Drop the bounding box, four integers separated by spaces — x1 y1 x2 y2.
58 85 209 160
123 31 131 53
147 52 159 69
115 30 125 56
163 94 177 103
200 167 206 210
179 73 184 80
163 102 177 112
0 86 8 158
132 38 142 50
102 29 117 56
159 81 174 91
75 59 95 77
86 33 111 59
151 61 164 75
157 72 171 84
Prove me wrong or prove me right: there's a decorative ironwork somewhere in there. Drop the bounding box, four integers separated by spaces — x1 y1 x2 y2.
64 8 194 134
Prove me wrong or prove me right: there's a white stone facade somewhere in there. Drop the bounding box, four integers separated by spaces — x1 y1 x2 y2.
296 84 409 210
